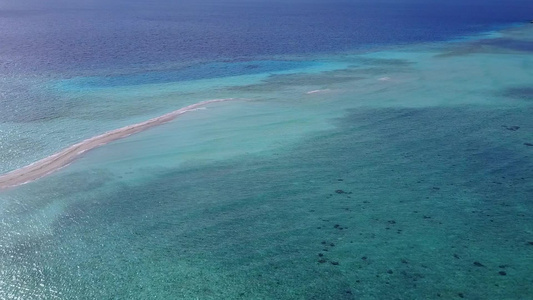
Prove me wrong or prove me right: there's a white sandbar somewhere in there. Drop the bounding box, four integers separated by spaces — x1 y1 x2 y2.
0 98 237 190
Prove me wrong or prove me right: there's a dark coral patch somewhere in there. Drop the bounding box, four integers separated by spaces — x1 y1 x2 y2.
473 261 485 267
500 87 533 101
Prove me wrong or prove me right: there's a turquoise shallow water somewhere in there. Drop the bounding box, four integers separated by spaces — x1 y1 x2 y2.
1 25 533 299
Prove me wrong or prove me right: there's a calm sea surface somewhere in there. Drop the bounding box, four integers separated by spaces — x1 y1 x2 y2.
0 0 532 299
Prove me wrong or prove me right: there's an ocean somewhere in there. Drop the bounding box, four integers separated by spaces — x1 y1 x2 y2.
0 0 532 299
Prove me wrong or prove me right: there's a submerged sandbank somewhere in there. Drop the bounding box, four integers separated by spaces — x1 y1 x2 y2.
0 98 237 190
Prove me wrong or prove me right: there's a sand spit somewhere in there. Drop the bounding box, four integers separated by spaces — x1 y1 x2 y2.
0 98 238 190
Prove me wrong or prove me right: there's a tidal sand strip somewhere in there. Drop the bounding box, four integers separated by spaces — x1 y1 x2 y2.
0 98 237 190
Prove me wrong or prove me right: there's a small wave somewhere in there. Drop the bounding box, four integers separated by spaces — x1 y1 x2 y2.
306 89 330 95
187 107 207 112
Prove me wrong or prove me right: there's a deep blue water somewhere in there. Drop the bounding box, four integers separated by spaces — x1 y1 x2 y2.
0 0 531 75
